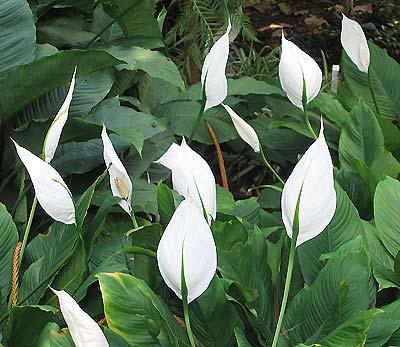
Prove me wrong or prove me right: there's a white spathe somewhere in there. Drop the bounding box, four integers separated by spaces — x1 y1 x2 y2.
101 125 132 215
201 22 231 111
156 138 216 223
157 197 217 303
44 67 77 163
281 119 336 246
279 34 322 110
52 289 109 347
341 14 370 73
12 140 75 225
222 103 260 153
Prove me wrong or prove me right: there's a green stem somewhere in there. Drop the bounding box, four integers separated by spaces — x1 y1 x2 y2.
304 104 317 139
130 212 139 229
116 246 156 259
259 147 285 185
188 87 207 144
271 234 296 347
183 294 196 347
19 196 38 267
181 256 196 347
367 72 380 116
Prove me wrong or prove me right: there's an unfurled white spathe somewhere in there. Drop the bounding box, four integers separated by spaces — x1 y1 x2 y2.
101 125 132 215
51 289 109 347
281 119 336 246
201 22 231 111
156 138 216 223
222 104 260 153
157 197 217 303
44 67 77 163
341 14 370 74
279 34 322 110
12 140 75 225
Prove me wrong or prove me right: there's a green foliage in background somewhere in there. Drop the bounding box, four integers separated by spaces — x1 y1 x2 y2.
1 1 400 347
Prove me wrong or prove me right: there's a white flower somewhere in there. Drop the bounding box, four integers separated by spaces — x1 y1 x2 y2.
201 22 231 111
157 197 217 303
12 140 75 225
156 138 216 223
44 67 77 163
222 103 260 152
101 125 132 215
341 14 370 73
281 119 336 246
51 289 109 347
279 33 322 110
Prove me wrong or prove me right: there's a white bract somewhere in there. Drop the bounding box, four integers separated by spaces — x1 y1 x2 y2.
281 119 336 246
341 14 370 73
52 289 109 347
101 125 132 215
222 103 260 153
12 140 75 225
279 34 322 110
157 197 217 303
44 67 77 163
156 138 216 223
201 22 231 111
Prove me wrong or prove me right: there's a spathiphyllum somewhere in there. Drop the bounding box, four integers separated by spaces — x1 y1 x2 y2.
341 14 370 74
279 33 322 110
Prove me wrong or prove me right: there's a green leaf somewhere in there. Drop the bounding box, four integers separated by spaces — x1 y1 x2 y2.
298 185 363 284
284 252 374 345
374 177 400 256
339 100 384 169
3 305 57 347
234 327 252 347
0 203 18 301
319 309 380 347
35 323 74 347
311 92 347 127
100 0 162 46
0 0 35 74
343 42 400 120
190 277 240 347
97 272 189 346
157 181 175 227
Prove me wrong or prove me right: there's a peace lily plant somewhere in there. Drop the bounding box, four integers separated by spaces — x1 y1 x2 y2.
12 69 77 266
279 32 322 138
272 119 336 347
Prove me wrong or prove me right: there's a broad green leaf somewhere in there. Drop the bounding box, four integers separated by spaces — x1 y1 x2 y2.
234 327 252 347
98 272 188 346
367 303 400 347
157 181 175 227
284 252 374 344
35 323 74 346
190 277 240 347
0 0 35 74
374 177 400 256
311 92 347 126
0 203 18 300
319 309 380 347
339 100 384 169
100 0 162 46
3 305 57 347
298 185 363 284
343 42 400 120
381 299 400 345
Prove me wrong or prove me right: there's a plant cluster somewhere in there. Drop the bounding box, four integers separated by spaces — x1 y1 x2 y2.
1 1 400 347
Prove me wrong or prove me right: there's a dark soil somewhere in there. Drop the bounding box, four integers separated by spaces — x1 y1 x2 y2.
245 0 400 66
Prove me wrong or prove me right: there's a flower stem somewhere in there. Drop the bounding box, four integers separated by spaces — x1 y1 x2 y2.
183 294 196 347
271 235 296 347
259 146 285 185
303 104 317 139
188 87 207 144
181 252 196 346
130 212 139 229
19 196 38 267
